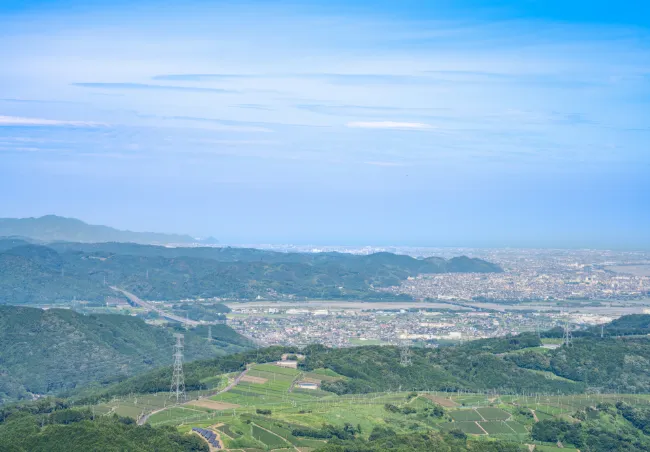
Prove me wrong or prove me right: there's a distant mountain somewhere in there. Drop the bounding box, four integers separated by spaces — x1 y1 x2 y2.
0 242 502 304
0 215 213 245
0 305 253 405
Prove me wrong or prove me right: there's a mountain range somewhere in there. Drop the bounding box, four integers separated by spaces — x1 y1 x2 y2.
0 215 218 245
0 239 502 304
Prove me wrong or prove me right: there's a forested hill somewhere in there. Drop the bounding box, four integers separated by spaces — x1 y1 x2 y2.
0 241 502 304
0 305 253 405
0 215 214 245
77 315 650 405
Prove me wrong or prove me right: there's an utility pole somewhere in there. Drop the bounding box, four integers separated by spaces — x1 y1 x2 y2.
208 324 212 342
563 319 572 347
170 333 186 403
601 324 604 339
399 339 412 367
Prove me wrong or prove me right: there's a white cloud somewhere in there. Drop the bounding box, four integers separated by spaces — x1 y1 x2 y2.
0 116 105 127
346 121 433 130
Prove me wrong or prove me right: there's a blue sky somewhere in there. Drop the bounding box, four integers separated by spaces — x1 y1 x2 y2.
1 0 649 248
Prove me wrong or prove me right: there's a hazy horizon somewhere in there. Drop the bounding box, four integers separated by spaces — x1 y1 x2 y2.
1 0 649 249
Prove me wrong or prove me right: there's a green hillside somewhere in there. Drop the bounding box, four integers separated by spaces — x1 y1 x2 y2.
0 403 208 452
83 317 650 402
3 318 650 451
0 242 502 304
0 305 253 405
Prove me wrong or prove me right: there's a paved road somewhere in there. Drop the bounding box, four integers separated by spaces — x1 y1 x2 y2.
111 287 199 326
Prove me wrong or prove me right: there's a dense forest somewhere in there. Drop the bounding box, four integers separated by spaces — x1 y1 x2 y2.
0 306 253 404
0 239 501 303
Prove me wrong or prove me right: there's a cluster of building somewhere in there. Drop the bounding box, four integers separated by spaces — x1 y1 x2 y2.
384 249 650 302
225 307 592 348
389 269 649 302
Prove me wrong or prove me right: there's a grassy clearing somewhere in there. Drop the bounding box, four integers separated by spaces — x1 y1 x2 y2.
450 410 483 422
307 368 344 379
440 422 486 435
476 407 511 421
480 421 516 434
251 423 290 448
505 421 528 434
108 361 650 450
215 423 242 439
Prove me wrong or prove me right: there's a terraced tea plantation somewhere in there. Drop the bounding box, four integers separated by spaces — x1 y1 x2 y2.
90 361 650 451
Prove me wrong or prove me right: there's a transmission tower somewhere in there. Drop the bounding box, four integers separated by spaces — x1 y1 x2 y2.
563 319 572 347
207 324 212 342
170 333 186 403
399 339 412 367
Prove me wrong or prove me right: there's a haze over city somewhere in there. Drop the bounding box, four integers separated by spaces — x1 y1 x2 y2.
4 2 650 451
1 0 649 248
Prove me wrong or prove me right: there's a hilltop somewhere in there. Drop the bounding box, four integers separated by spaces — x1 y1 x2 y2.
0 215 213 245
2 317 650 451
0 241 502 304
0 305 253 405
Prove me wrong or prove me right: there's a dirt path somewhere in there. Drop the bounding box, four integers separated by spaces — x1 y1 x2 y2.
251 422 299 451
475 421 489 435
421 394 459 408
530 409 539 422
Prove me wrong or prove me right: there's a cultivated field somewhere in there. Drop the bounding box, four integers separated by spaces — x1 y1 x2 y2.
88 362 650 451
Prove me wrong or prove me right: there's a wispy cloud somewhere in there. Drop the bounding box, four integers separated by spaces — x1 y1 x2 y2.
364 161 408 167
72 82 238 93
153 73 429 85
193 139 279 146
150 71 603 89
346 121 433 130
153 74 255 81
0 98 83 105
136 114 274 132
297 104 448 117
0 116 105 127
232 104 275 111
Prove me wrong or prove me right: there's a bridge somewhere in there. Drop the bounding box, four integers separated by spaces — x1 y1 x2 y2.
110 287 199 326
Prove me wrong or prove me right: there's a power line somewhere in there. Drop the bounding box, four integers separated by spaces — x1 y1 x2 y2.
563 318 572 347
399 339 412 367
170 333 186 403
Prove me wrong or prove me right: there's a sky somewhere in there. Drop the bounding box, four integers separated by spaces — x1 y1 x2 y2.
0 0 649 248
